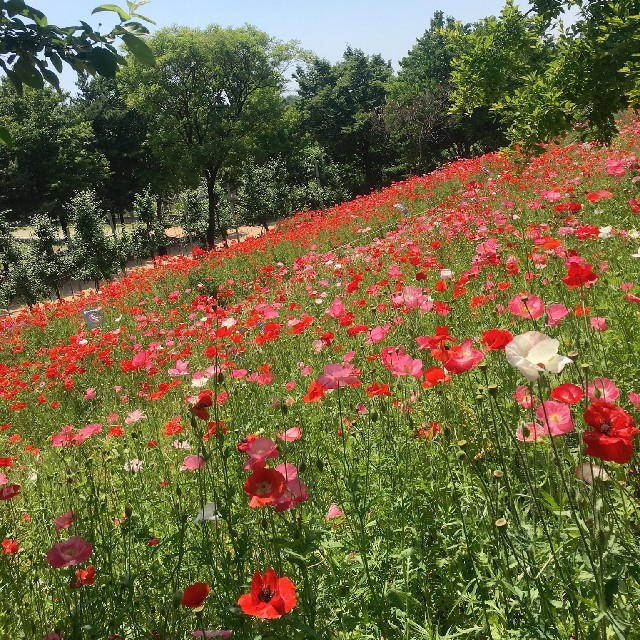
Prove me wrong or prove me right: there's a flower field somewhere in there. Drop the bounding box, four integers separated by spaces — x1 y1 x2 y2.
3 116 640 640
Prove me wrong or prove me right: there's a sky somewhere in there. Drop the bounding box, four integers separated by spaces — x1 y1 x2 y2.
40 0 516 91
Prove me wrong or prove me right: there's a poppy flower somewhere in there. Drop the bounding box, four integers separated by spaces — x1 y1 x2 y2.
505 332 572 381
551 383 583 405
0 484 20 500
238 568 296 619
583 401 639 464
71 565 96 589
182 582 210 610
243 468 286 507
481 329 513 350
47 536 92 568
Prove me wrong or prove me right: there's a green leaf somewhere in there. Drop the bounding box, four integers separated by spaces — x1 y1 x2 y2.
121 32 155 67
13 56 44 89
47 52 63 74
604 576 619 608
92 4 131 21
90 47 120 77
0 125 12 147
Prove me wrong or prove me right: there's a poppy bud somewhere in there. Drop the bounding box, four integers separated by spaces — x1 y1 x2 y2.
281 403 288 416
488 384 498 397
370 412 378 422
217 373 224 385
316 458 324 472
261 517 269 530
172 589 184 608
176 486 182 497
298 459 307 473
124 504 133 519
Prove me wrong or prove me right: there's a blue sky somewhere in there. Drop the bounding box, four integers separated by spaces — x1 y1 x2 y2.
42 0 517 90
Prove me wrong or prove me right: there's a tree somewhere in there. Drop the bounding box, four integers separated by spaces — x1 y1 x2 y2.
447 1 552 129
0 83 110 233
120 25 296 247
69 190 117 288
75 75 149 217
294 47 394 194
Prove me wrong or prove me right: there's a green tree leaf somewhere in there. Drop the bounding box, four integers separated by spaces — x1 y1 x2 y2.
91 4 131 21
0 125 13 147
90 47 120 77
120 33 155 68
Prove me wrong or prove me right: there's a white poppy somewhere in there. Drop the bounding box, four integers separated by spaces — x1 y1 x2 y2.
505 331 572 382
195 502 222 524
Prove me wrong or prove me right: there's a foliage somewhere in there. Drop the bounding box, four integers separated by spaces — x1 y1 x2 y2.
0 1 154 95
0 83 110 230
178 185 208 242
119 24 297 245
69 189 117 285
237 157 289 230
293 47 395 194
131 186 164 258
75 75 149 216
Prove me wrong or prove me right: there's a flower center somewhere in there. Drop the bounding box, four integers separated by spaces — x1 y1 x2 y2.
258 586 275 602
255 481 272 496
600 421 612 435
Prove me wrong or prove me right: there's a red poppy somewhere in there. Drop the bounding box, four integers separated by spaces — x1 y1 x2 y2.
191 390 213 420
583 401 640 464
480 329 513 350
302 380 325 403
182 582 210 609
71 565 96 589
562 262 598 289
243 468 286 507
551 383 584 405
365 382 391 397
422 367 450 388
0 484 20 500
238 568 296 619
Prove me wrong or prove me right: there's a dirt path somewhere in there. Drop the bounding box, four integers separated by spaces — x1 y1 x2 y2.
4 224 270 316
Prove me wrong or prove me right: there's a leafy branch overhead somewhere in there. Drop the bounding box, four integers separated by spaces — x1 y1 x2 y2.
0 0 155 96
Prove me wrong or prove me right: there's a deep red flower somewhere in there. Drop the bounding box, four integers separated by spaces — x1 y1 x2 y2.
0 484 20 500
583 401 640 464
365 382 391 397
182 582 210 609
238 568 296 619
47 536 92 568
243 468 286 507
562 262 598 289
481 329 513 350
71 565 96 589
551 383 584 405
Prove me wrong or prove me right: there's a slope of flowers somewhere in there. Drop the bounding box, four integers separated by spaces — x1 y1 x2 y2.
2 116 640 639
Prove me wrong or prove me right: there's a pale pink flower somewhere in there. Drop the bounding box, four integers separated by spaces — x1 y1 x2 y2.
230 369 247 380
277 427 302 442
180 455 206 471
47 536 92 568
243 437 279 470
536 400 574 436
125 409 146 424
508 293 544 319
325 504 345 520
589 317 608 331
514 385 538 409
83 388 96 401
628 391 640 409
275 462 298 480
0 473 7 486
587 377 620 402
576 462 610 485
317 363 360 390
168 359 190 377
365 324 391 345
516 422 546 442
546 303 570 326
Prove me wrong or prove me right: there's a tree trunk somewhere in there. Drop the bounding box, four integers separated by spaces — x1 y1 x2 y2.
205 166 219 248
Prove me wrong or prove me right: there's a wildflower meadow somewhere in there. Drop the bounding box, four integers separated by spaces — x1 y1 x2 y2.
3 115 640 640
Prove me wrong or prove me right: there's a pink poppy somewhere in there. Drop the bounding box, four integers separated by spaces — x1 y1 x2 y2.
365 324 391 345
516 422 546 442
508 293 544 319
47 536 92 568
444 339 484 374
180 455 206 471
54 511 74 531
277 427 302 442
316 363 360 390
514 385 537 409
325 503 345 521
628 392 640 409
243 438 279 470
536 401 574 436
588 377 620 402
589 317 608 331
125 410 147 424
83 388 96 401
546 303 570 327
